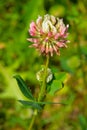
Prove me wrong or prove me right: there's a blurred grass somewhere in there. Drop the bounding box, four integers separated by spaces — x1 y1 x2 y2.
0 0 87 130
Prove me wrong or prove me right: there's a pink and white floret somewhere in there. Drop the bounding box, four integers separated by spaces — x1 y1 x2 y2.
27 14 69 56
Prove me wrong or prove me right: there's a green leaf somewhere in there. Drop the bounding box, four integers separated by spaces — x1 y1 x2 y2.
38 101 66 105
18 100 42 110
48 80 64 95
13 75 34 100
18 100 66 110
47 72 67 95
54 72 67 82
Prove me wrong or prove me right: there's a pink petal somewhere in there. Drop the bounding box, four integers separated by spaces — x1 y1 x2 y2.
60 28 66 35
29 22 37 35
48 32 52 37
27 38 38 44
60 25 69 36
53 45 57 52
56 42 64 47
30 27 36 33
32 43 38 47
41 45 45 53
56 42 67 48
45 37 49 42
30 22 36 28
62 33 69 38
27 38 33 42
29 30 36 36
40 29 44 34
33 39 38 43
54 33 60 40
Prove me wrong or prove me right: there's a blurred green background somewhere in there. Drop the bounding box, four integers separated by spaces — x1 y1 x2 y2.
0 0 87 130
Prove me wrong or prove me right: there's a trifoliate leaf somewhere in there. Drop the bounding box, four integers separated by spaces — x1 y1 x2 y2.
38 101 66 105
54 72 67 82
13 75 34 100
48 80 64 95
18 100 42 110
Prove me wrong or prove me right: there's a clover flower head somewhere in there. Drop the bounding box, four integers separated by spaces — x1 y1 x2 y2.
27 14 69 56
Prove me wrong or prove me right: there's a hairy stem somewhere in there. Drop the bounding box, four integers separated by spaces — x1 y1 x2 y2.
28 55 49 130
28 109 37 130
38 54 49 102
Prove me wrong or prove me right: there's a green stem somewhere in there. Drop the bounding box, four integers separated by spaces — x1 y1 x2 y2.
38 54 49 102
28 109 37 130
28 55 50 130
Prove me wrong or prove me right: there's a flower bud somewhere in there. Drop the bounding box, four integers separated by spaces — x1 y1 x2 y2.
36 67 53 83
42 20 50 33
36 16 42 27
50 15 56 25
